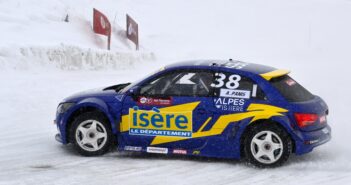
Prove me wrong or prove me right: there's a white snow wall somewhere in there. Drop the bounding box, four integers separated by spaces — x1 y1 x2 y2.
0 45 155 70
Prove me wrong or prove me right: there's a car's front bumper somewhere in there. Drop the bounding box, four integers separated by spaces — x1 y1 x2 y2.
294 125 332 155
55 133 63 143
54 119 64 144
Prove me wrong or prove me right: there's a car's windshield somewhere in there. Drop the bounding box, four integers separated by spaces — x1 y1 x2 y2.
270 75 314 102
119 68 163 93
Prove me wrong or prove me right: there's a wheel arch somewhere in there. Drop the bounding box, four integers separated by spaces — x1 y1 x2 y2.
63 98 117 144
239 117 296 158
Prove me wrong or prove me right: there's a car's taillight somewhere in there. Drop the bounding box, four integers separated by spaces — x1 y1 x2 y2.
294 113 318 128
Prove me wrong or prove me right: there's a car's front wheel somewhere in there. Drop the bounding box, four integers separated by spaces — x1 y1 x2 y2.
69 112 113 156
243 123 292 168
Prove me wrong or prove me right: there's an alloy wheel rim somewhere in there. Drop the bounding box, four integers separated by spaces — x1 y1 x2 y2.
250 131 283 164
75 120 107 152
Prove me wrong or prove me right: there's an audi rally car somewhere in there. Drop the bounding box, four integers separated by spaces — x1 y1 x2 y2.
54 60 331 167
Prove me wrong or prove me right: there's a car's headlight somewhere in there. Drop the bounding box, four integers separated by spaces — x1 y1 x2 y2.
57 103 75 114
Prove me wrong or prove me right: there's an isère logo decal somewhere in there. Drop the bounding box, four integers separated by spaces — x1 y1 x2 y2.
129 106 192 138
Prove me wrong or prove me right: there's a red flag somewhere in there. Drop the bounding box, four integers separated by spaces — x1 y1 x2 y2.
126 14 139 50
93 8 111 50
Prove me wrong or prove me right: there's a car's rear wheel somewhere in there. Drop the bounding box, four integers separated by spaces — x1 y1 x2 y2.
243 123 292 168
69 111 113 156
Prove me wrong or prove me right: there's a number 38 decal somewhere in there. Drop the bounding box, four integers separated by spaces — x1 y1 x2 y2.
211 73 241 89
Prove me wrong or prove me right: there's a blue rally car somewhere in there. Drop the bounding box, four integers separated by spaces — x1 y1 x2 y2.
54 60 331 167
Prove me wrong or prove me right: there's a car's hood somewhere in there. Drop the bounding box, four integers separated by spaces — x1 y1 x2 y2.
63 87 120 103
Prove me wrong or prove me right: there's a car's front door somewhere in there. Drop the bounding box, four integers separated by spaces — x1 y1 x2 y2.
120 69 215 151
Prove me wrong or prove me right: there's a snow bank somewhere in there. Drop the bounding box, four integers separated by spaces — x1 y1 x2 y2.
0 0 155 71
0 44 155 70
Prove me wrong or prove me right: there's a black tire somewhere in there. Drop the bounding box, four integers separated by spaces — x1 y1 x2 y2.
69 111 114 156
243 123 292 168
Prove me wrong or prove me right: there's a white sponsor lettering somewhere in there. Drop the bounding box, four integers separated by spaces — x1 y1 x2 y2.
124 146 142 152
216 105 243 112
214 98 245 111
173 149 187 155
146 147 168 154
220 89 251 99
224 61 248 69
214 98 245 106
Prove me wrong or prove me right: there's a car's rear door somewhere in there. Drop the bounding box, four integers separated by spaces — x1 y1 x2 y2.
120 69 216 151
209 70 267 143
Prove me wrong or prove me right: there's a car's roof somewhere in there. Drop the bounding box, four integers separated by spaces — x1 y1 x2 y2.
166 60 275 74
165 60 290 80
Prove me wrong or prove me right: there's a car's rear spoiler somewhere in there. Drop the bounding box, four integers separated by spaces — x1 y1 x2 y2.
260 69 290 81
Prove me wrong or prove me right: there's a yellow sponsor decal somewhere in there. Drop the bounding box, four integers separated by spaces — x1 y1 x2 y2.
120 102 200 133
150 104 288 145
120 102 288 146
129 107 193 138
124 102 200 138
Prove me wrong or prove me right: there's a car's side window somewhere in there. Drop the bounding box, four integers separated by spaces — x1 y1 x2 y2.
139 70 214 97
212 72 266 100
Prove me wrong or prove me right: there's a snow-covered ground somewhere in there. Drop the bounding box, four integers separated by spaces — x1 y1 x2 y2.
1 0 351 184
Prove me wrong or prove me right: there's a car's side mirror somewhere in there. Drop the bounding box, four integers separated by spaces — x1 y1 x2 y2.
128 86 140 99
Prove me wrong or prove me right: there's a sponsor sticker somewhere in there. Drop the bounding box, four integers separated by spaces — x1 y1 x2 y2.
192 151 200 155
137 97 172 106
147 147 168 154
214 98 245 112
286 79 296 86
124 146 142 152
223 61 249 69
129 107 192 138
173 149 187 155
219 89 251 99
139 97 148 104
